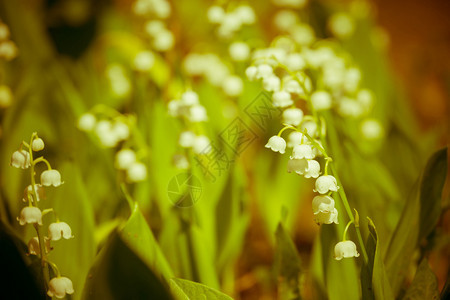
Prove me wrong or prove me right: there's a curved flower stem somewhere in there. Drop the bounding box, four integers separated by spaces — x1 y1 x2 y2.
45 259 61 277
342 220 354 241
277 125 296 137
33 157 52 170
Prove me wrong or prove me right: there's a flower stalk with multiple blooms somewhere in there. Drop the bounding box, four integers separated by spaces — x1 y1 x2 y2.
11 132 74 298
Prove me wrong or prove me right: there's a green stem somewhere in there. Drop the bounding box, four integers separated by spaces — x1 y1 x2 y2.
32 157 52 170
45 260 61 277
277 125 296 137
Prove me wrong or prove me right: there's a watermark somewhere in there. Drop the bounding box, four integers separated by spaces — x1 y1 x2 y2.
244 91 282 131
219 117 258 155
167 173 202 208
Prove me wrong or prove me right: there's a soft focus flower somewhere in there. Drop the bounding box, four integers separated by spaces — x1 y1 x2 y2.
334 240 360 260
77 113 96 131
41 170 63 187
48 222 74 241
263 75 281 92
23 184 45 203
282 108 303 126
291 144 315 159
287 131 304 148
328 13 355 39
222 75 243 97
192 135 211 154
133 51 155 72
126 162 148 182
17 206 42 226
207 6 225 24
272 91 293 108
360 119 384 140
115 149 136 170
10 150 31 169
32 138 45 151
180 91 199 106
314 175 339 194
265 136 286 154
188 105 208 122
303 159 321 178
311 91 332 111
0 85 13 108
245 66 258 81
179 131 196 148
287 158 308 175
300 120 318 137
112 122 130 141
172 154 189 169
27 237 40 255
47 276 74 299
229 42 250 61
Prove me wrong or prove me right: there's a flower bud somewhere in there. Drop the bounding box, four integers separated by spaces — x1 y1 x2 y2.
126 162 148 182
115 149 136 170
77 113 97 131
192 135 211 154
32 138 45 151
179 131 196 148
47 276 74 299
41 169 63 187
287 131 304 148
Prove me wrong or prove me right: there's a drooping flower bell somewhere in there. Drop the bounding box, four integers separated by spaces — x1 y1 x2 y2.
312 195 339 224
41 170 63 187
303 160 321 178
10 150 31 169
314 175 339 194
17 206 43 226
47 276 75 299
291 144 315 160
115 149 136 170
287 158 308 175
334 240 360 260
282 108 303 126
32 138 45 151
48 222 74 241
265 136 286 154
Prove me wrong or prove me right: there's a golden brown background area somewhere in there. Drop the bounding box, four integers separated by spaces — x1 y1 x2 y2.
374 0 450 134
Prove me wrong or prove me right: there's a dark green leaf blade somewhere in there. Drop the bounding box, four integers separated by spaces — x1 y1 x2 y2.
419 147 447 241
82 230 173 300
170 278 234 300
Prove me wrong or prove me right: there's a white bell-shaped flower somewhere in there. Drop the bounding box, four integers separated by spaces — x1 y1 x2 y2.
287 131 304 148
304 159 321 178
314 175 339 194
18 206 42 225
282 108 303 126
312 195 335 213
291 144 315 160
256 64 273 79
181 91 199 106
115 149 136 170
192 135 211 154
188 105 208 122
263 75 281 92
334 240 360 260
265 136 286 154
10 150 31 169
28 237 40 255
23 184 45 203
229 42 250 61
283 77 303 95
32 138 45 151
272 91 293 108
41 170 63 187
179 131 196 148
112 121 130 141
311 90 332 111
77 113 97 131
126 162 148 182
315 207 339 225
133 51 155 72
48 222 74 241
287 158 308 175
47 276 75 299
300 120 318 137
245 66 258 81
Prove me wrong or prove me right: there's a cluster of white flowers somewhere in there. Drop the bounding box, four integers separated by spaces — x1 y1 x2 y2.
0 21 17 111
272 0 308 9
132 0 171 19
106 64 131 98
78 109 148 182
144 20 174 52
166 90 211 169
207 4 255 39
252 9 373 260
11 133 74 299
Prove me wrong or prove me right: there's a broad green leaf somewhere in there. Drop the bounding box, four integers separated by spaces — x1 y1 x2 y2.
120 202 174 281
274 222 303 300
0 221 45 300
170 278 233 300
82 231 174 300
361 218 393 300
419 147 447 241
403 259 440 300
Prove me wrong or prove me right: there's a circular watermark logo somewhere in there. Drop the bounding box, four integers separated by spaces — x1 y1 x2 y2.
167 173 202 208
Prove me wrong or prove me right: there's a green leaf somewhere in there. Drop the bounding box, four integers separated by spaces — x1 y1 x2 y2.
419 147 447 241
120 202 174 280
386 148 448 295
274 222 303 300
403 259 440 300
82 230 173 300
361 218 394 300
170 278 233 300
